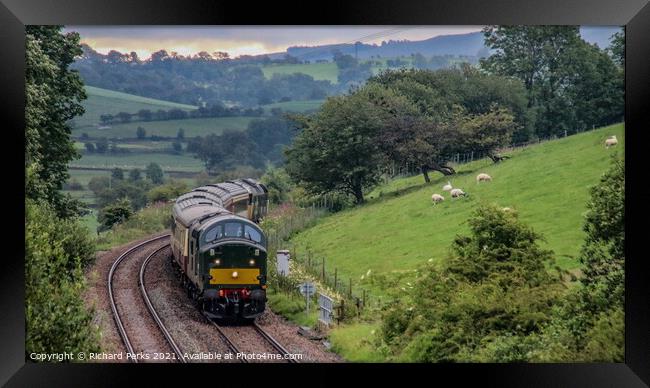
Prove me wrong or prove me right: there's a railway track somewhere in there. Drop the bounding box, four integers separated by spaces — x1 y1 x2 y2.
253 322 299 363
139 244 186 363
204 317 299 363
108 235 185 363
108 234 298 363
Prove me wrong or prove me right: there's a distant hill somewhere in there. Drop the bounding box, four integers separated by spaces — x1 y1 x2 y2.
281 31 487 61
266 27 622 62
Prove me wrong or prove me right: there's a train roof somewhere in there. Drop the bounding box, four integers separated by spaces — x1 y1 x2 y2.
172 178 267 227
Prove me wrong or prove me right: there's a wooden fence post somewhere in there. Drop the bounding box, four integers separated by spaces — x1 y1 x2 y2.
349 278 352 298
334 268 337 291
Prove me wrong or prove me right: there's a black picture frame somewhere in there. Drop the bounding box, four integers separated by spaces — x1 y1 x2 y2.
2 0 648 386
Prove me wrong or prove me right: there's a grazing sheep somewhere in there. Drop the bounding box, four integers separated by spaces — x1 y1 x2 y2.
442 181 453 191
476 173 492 183
605 135 618 148
502 207 512 212
431 193 445 204
450 188 466 198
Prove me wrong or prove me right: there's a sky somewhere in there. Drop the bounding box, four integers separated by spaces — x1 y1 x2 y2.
64 26 622 59
64 26 484 58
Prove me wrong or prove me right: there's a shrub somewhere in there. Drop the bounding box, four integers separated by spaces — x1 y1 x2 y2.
380 205 564 362
26 200 100 358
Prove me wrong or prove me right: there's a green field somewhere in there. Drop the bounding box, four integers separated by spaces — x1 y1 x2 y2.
72 86 197 129
290 123 625 288
262 62 339 83
70 152 204 172
261 99 325 113
72 116 254 139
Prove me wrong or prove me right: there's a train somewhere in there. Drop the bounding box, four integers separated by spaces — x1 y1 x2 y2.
170 178 269 320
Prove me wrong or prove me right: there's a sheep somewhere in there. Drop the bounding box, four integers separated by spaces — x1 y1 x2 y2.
605 135 618 148
502 207 512 212
450 188 466 198
442 181 453 191
476 173 492 183
431 193 445 204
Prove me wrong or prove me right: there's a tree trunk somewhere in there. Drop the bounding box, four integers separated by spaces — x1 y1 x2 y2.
352 185 364 204
488 153 511 163
420 165 431 183
428 162 456 176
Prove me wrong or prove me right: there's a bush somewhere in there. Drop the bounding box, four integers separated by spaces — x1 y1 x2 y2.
147 180 188 203
26 200 100 358
97 198 133 232
379 205 564 362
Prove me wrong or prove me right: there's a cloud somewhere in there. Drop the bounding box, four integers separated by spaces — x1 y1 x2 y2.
65 26 483 58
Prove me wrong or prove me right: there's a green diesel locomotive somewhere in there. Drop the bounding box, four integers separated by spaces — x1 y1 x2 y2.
170 179 269 319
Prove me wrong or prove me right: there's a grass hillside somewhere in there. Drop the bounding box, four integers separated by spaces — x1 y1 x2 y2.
290 123 625 290
72 86 197 129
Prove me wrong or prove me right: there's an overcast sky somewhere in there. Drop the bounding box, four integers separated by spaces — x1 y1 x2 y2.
64 26 484 58
64 26 621 59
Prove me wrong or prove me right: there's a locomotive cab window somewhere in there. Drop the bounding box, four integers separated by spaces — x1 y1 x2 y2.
203 224 223 244
244 225 262 243
224 222 243 238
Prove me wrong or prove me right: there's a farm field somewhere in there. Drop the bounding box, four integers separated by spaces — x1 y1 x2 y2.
72 86 197 129
262 62 339 83
290 123 625 289
261 99 325 113
72 116 254 139
70 152 204 172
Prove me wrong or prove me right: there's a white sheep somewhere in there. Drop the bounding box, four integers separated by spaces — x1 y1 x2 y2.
450 188 466 198
502 207 513 212
442 181 453 191
431 193 445 204
605 135 618 148
476 173 492 183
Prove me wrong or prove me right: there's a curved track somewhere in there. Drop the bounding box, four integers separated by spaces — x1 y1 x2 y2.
108 234 299 363
139 244 186 363
108 235 184 363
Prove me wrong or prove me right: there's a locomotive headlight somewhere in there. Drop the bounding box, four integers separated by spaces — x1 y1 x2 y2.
249 259 255 266
213 259 221 265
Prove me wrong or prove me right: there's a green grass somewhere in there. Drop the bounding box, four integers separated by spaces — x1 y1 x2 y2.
291 124 625 289
328 323 385 362
72 116 253 139
95 203 173 251
70 152 204 172
261 63 338 83
72 86 197 129
266 289 319 327
261 99 325 113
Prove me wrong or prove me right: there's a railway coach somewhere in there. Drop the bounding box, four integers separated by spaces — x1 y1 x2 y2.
170 179 269 319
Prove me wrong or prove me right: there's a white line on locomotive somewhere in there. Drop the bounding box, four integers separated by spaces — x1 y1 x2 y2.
170 178 269 319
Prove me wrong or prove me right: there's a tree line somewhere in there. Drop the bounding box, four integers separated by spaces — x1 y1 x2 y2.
73 45 334 107
98 104 265 126
187 115 297 172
